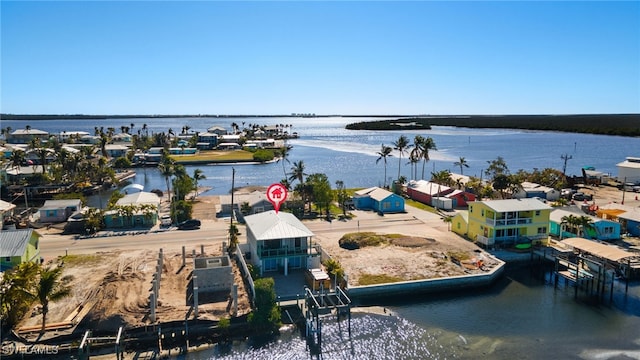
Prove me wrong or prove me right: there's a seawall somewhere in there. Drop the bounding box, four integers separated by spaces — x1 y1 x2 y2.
346 257 505 300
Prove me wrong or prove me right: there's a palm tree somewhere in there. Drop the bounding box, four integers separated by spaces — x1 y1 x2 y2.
375 144 393 188
278 145 292 179
577 215 595 238
9 149 25 174
288 160 307 186
0 261 39 327
35 266 72 333
560 214 580 240
442 215 453 231
158 157 176 202
192 168 206 200
420 137 437 179
28 138 48 174
453 156 469 175
393 135 411 180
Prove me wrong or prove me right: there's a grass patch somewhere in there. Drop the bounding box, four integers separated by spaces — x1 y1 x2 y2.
404 199 439 213
339 232 432 250
61 254 105 266
338 232 389 250
359 273 405 285
171 150 254 163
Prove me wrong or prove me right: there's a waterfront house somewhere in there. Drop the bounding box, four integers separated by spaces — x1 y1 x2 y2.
549 208 620 241
207 126 227 135
0 229 40 271
197 132 219 149
38 199 82 223
618 209 640 237
103 191 160 228
513 181 560 201
444 189 476 208
406 180 452 205
451 211 469 237
352 187 405 213
58 131 90 143
6 128 49 144
219 190 274 221
244 210 320 277
617 157 640 184
0 199 17 230
468 198 552 247
104 144 129 158
193 256 234 293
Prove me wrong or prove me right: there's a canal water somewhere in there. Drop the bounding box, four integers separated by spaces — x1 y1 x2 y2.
179 265 640 359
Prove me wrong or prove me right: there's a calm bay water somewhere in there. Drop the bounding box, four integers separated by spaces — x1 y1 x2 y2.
4 117 640 358
4 116 637 196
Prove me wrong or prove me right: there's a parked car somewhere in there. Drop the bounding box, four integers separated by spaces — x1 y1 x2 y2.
177 219 201 230
160 214 172 227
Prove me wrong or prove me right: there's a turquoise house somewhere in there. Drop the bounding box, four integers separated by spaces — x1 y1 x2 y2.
353 187 405 214
549 208 621 241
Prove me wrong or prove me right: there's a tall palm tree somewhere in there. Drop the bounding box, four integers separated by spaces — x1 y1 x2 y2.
192 168 206 200
28 138 48 174
288 160 307 186
420 137 437 179
9 149 25 174
278 145 292 179
35 266 72 333
158 155 176 202
393 135 411 181
375 144 393 188
409 135 424 180
453 156 469 175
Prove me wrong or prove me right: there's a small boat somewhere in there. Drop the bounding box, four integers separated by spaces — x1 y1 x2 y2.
515 243 532 250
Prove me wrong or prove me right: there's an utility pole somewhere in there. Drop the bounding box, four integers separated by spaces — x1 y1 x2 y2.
561 153 573 175
230 167 235 229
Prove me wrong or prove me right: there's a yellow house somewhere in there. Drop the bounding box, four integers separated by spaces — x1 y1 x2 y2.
467 198 552 247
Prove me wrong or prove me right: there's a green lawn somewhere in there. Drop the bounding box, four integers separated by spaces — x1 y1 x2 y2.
171 150 255 163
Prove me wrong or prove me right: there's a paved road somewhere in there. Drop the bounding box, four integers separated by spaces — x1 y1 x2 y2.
39 206 446 260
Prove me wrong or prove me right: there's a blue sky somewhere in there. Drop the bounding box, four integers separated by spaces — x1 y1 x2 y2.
1 1 639 115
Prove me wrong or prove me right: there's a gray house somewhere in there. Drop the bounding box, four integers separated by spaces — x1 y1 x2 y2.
38 199 82 223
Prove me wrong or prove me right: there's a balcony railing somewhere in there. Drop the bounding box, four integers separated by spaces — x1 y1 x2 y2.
486 218 533 226
259 244 321 259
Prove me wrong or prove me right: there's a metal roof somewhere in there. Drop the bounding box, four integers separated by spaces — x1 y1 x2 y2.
562 237 637 262
0 229 34 257
354 187 395 201
0 200 16 213
479 198 552 212
244 210 314 241
116 191 160 205
40 199 82 210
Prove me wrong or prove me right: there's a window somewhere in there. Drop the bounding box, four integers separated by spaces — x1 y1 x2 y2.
537 227 547 234
457 223 461 229
5 256 10 262
481 209 484 216
535 210 541 216
470 206 473 213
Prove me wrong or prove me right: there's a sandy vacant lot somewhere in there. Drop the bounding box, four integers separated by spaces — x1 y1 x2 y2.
17 245 251 338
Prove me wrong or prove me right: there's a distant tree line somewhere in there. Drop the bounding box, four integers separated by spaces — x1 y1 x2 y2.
346 114 640 137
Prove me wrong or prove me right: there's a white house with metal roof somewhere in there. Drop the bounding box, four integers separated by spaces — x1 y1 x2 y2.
244 210 321 276
617 157 640 184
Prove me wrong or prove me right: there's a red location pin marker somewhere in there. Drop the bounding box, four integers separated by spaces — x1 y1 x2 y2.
266 183 288 213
